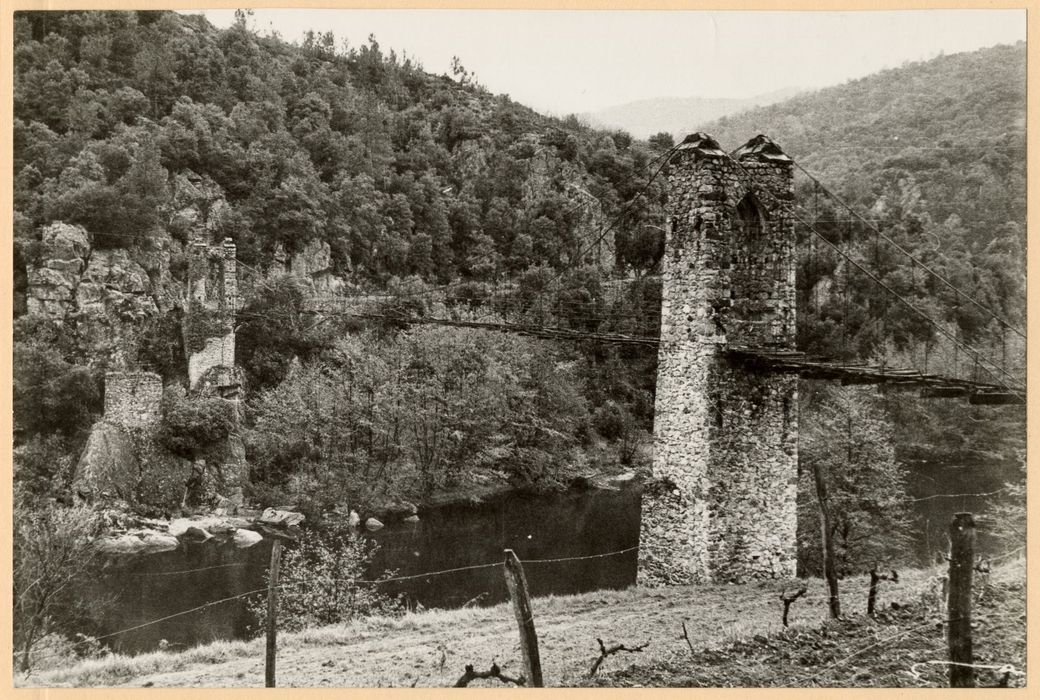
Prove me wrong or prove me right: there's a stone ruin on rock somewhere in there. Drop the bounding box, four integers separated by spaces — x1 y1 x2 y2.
73 234 248 508
639 133 798 586
184 234 241 397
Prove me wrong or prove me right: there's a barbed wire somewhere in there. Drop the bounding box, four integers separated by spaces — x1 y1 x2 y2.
20 539 1025 680
130 562 251 577
906 488 1006 503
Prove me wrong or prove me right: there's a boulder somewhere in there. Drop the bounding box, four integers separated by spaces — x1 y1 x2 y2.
72 421 140 503
96 530 179 555
233 528 264 548
168 517 193 537
208 522 236 536
365 517 385 532
182 526 213 542
258 508 305 528
347 510 361 528
403 515 420 523
169 515 237 537
378 499 418 519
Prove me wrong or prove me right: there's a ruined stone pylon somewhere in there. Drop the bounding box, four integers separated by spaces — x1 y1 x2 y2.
639 133 798 585
184 234 239 395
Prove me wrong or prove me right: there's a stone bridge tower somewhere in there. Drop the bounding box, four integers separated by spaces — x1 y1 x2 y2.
639 133 798 585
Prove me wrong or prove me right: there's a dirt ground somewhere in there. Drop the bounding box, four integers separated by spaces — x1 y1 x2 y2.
26 560 1025 689
584 562 1026 688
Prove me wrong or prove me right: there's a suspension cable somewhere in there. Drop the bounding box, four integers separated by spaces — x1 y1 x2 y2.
721 152 1022 396
792 161 1025 340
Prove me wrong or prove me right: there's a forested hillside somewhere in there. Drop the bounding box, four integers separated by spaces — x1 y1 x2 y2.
704 43 1026 359
12 10 665 515
13 11 668 286
11 12 1025 523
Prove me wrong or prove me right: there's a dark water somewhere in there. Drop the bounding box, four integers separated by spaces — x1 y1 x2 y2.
89 485 642 654
88 460 1018 656
904 459 1019 564
366 486 641 609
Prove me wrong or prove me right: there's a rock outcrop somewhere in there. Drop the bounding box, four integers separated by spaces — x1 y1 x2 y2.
72 421 141 502
76 247 156 319
267 239 347 294
26 223 91 318
24 221 182 369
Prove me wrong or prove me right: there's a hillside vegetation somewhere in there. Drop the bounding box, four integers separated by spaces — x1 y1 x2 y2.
12 11 1025 527
12 10 664 516
10 12 1027 680
706 43 1026 357
13 10 666 284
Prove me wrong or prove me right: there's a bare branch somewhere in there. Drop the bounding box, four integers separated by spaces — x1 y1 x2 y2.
681 621 696 656
454 662 525 687
589 637 650 677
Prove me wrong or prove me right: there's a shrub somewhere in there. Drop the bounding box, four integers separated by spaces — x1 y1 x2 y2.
156 386 236 458
13 339 101 441
247 523 400 634
13 433 80 501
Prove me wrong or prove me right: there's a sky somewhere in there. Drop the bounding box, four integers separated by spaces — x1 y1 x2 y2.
196 9 1026 116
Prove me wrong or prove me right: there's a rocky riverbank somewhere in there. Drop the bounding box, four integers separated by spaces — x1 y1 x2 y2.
92 469 643 555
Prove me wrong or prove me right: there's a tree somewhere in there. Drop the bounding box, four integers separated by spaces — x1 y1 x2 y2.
798 384 914 598
236 275 334 391
13 500 104 672
246 328 590 511
648 131 675 152
13 337 101 441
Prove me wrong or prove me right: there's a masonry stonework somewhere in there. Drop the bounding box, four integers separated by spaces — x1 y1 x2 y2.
185 235 239 391
103 371 163 429
639 133 799 586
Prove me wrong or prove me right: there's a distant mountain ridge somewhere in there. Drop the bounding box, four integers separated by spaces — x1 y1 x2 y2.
582 87 804 139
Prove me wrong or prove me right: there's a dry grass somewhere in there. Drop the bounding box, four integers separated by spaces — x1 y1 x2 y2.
19 560 1015 689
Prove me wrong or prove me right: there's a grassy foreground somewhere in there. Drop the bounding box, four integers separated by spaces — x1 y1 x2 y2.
18 560 1024 688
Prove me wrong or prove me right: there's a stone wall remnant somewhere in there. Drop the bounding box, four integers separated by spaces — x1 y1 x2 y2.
103 371 163 429
640 133 798 586
184 234 239 391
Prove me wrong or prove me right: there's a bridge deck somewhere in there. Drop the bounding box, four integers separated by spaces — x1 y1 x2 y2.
727 348 1024 404
298 302 1022 404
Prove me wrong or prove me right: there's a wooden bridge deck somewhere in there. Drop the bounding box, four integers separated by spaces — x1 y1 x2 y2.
298 300 1022 404
727 348 1024 405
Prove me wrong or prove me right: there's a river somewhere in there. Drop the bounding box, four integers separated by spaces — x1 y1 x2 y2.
86 460 1017 656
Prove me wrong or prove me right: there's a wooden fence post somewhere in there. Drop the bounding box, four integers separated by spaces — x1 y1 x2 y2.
811 460 841 618
867 565 897 617
503 549 543 687
948 512 975 688
266 538 283 688
867 567 881 618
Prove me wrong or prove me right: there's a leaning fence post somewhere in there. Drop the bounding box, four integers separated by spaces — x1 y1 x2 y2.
266 537 283 688
867 566 880 617
503 549 543 687
867 564 897 617
948 512 975 688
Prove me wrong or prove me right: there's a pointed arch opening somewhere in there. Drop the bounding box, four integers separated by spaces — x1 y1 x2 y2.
729 191 783 346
